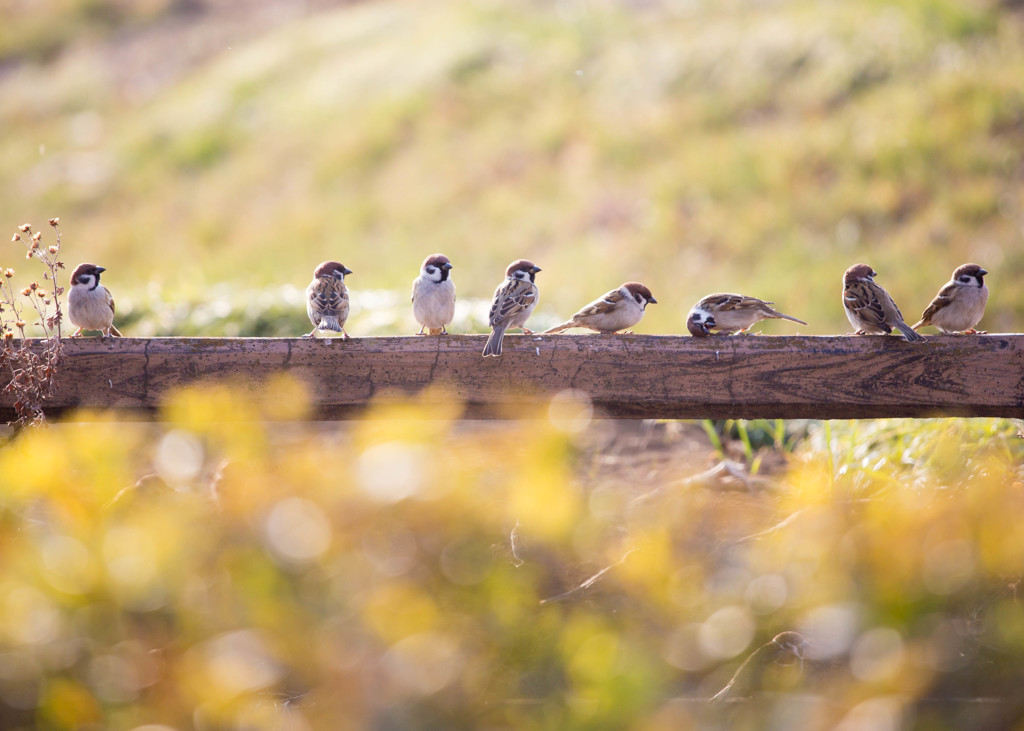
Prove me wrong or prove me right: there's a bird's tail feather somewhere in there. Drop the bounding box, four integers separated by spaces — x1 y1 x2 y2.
317 317 344 333
482 324 507 357
543 321 572 334
896 320 926 342
775 312 808 326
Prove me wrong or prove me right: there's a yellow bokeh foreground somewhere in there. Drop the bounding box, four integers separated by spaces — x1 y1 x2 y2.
0 381 1023 730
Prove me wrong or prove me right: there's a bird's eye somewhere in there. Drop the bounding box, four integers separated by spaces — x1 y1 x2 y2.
959 276 971 282
426 266 435 274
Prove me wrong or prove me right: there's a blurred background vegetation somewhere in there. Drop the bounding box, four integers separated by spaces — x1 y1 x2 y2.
2 0 1023 335
3 1 1024 729
0 388 1023 729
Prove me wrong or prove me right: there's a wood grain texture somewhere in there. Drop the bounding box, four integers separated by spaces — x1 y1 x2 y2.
3 334 1023 420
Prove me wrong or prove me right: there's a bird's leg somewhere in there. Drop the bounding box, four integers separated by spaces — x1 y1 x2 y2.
342 329 351 340
520 327 535 335
965 328 986 334
621 330 634 335
71 328 84 337
416 325 426 335
303 328 320 339
441 325 447 335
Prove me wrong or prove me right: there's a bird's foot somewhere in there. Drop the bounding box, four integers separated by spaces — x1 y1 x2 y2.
521 328 535 335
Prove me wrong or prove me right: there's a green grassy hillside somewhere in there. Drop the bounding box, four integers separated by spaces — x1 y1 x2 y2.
2 0 1023 336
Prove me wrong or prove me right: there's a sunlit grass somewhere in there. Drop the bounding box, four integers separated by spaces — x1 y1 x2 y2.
1 0 1022 336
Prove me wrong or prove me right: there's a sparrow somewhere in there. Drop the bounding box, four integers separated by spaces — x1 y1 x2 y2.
411 253 455 335
482 259 541 357
544 282 657 334
842 263 925 342
912 263 988 334
686 293 806 337
305 260 352 338
68 263 122 337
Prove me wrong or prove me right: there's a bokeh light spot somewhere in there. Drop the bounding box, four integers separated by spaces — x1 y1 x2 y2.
356 442 426 503
799 603 861 660
850 627 904 682
698 606 755 660
154 429 204 485
382 633 461 696
265 497 332 565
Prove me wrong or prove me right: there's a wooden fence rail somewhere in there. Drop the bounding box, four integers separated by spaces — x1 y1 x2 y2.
3 334 1023 420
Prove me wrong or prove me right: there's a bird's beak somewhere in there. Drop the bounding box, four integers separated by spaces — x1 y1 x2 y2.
442 263 454 271
979 269 988 276
648 297 658 305
95 267 107 274
870 270 878 277
531 266 542 273
342 267 353 276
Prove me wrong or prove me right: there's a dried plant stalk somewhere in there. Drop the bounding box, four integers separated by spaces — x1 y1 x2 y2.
1 219 66 431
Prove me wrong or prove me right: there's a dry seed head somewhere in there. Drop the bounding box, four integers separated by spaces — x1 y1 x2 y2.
4 268 13 278
30 240 39 250
48 218 59 227
20 287 31 296
36 288 47 297
15 320 25 328
2 331 12 342
43 298 51 305
18 224 30 233
48 246 58 254
12 234 20 242
31 232 41 242
30 282 38 290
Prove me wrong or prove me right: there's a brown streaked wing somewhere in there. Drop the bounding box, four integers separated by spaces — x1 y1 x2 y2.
919 282 956 324
845 281 888 328
311 278 347 312
703 293 773 311
490 279 536 326
576 288 626 318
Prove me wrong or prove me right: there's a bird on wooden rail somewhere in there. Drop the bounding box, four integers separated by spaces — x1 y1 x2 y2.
686 293 806 337
482 259 541 357
842 263 925 342
305 260 352 339
411 253 455 335
544 281 657 334
913 263 989 334
68 262 122 338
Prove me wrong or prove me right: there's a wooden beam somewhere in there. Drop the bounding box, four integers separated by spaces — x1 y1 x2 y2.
3 334 1023 420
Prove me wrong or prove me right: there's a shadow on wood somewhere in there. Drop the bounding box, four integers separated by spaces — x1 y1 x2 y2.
2 334 1022 420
